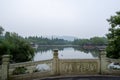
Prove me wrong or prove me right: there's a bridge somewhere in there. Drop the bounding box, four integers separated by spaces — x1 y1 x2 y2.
0 50 120 80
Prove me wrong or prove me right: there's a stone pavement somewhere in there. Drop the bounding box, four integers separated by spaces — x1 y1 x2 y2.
34 75 120 80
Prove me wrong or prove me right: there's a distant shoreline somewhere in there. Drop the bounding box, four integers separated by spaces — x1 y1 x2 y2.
38 45 79 47
37 45 106 50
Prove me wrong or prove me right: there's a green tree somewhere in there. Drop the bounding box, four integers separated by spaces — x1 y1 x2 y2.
90 37 107 45
0 26 4 35
106 11 120 58
26 36 71 45
0 30 35 63
73 37 107 46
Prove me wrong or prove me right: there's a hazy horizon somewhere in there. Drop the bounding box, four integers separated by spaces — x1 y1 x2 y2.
0 0 120 38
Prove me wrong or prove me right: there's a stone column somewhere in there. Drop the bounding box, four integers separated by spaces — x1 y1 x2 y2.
100 50 107 74
52 49 59 75
99 49 104 74
1 55 10 80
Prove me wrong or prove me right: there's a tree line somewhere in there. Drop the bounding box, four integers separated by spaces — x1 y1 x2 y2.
25 36 72 45
25 36 108 46
73 37 108 46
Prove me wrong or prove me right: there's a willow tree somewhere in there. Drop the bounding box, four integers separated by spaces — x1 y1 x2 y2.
106 11 120 58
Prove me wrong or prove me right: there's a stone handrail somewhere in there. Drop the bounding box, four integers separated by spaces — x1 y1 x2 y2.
59 59 99 62
9 59 53 69
108 58 120 62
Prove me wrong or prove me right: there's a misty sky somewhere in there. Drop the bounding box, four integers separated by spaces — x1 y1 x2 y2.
0 0 120 38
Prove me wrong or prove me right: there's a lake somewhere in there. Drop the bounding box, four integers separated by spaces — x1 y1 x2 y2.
34 46 99 61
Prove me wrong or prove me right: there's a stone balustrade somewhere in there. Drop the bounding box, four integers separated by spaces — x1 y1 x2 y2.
9 59 53 69
0 50 120 80
9 59 53 75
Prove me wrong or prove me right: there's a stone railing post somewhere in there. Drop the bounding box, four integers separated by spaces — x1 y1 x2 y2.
1 55 10 80
99 50 107 74
52 49 59 75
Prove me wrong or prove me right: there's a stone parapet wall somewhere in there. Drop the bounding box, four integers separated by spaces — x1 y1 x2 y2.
59 59 100 75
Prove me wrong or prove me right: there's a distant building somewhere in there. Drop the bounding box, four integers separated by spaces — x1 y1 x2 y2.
30 42 38 49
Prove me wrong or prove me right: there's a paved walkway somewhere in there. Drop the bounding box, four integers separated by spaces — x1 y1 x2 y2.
34 75 120 80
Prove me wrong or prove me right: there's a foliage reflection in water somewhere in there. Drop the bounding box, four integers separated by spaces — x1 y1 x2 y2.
34 46 99 61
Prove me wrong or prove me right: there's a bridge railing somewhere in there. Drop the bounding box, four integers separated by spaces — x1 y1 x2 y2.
9 59 53 80
0 54 54 80
9 59 53 74
1 50 120 80
100 51 120 75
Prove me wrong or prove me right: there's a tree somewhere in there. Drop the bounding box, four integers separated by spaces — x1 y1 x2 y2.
26 36 71 45
0 29 35 63
106 11 120 58
0 26 4 35
73 37 107 46
90 37 107 45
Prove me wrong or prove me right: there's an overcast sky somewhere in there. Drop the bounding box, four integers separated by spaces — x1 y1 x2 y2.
0 0 120 38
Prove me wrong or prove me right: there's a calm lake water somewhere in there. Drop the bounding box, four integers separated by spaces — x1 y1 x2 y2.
34 47 99 61
33 46 118 72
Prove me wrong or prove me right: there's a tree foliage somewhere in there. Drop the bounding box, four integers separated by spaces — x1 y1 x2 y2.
106 11 120 59
90 37 107 45
26 36 71 45
73 37 107 46
0 27 34 63
0 26 4 35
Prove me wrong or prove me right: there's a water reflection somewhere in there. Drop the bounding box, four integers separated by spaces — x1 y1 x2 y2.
34 46 100 61
73 46 100 58
36 46 66 53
